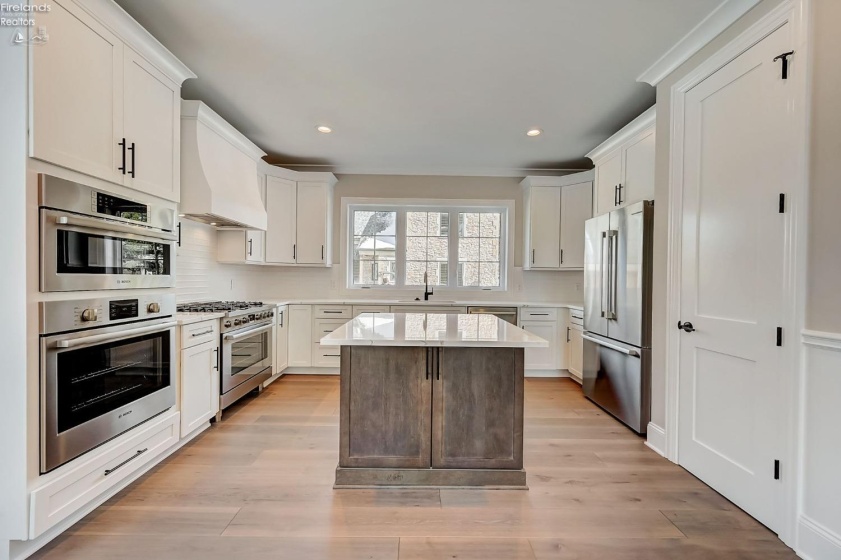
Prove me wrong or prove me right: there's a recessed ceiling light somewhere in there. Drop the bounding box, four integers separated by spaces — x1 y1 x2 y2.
526 128 542 137
178 213 185 217
209 222 217 226
316 125 332 134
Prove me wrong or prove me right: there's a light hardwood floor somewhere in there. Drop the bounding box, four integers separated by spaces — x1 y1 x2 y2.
32 376 797 559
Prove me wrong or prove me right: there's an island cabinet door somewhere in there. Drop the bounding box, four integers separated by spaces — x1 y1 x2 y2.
432 347 524 470
340 346 432 468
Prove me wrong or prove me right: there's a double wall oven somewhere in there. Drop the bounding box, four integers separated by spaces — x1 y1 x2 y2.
40 295 177 473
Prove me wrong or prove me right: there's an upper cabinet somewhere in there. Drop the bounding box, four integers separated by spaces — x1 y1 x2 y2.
522 170 594 271
30 0 194 202
263 168 336 267
587 106 656 216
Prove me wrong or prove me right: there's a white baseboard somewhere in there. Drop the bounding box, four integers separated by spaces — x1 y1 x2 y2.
644 422 666 457
797 515 841 560
281 367 339 375
524 369 569 378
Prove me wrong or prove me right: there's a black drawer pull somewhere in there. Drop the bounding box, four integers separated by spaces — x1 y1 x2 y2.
104 447 148 476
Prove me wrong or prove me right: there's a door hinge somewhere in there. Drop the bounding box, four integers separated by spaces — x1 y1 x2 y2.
773 51 794 79
776 327 783 347
774 459 781 480
779 193 786 213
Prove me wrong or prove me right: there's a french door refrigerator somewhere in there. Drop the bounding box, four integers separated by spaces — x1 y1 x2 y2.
583 200 653 434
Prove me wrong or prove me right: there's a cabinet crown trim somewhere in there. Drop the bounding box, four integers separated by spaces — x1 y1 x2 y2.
75 0 195 84
520 169 594 189
261 161 338 186
181 100 266 161
585 106 656 164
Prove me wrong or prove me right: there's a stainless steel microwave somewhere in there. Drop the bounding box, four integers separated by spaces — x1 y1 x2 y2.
39 174 177 292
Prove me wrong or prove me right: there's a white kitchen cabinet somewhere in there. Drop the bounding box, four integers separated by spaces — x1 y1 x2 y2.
296 182 331 265
275 305 289 374
216 229 264 264
30 0 193 202
265 176 298 264
180 339 219 437
559 180 593 269
567 325 583 383
288 305 313 367
521 172 593 271
521 321 559 370
588 106 656 216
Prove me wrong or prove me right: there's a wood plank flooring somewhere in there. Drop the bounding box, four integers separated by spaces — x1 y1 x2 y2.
31 376 797 559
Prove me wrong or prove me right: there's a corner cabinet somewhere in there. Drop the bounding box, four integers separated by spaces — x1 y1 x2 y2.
522 170 594 270
264 171 336 267
30 0 194 202
588 106 656 216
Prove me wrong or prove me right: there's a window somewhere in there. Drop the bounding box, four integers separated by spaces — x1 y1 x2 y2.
348 202 508 291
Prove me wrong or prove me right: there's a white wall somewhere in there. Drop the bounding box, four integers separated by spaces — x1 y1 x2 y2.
0 35 31 555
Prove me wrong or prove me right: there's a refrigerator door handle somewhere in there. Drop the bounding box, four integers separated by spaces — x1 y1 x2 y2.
582 334 639 357
604 230 617 320
600 231 609 318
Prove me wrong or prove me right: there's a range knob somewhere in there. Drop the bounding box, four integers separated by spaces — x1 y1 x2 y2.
80 308 98 322
147 302 161 313
234 318 241 326
268 311 274 318
241 317 250 325
224 320 232 328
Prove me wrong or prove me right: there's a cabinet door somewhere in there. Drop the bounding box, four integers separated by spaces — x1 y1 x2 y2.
287 305 312 366
340 346 431 468
595 150 622 215
527 186 561 268
521 321 558 370
265 176 298 264
432 347 523 469
122 47 180 201
31 0 123 183
568 327 583 380
180 340 219 437
275 306 289 373
622 128 656 206
559 181 593 269
295 182 329 264
245 230 264 263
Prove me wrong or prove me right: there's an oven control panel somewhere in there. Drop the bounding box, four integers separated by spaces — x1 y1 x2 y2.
40 294 176 335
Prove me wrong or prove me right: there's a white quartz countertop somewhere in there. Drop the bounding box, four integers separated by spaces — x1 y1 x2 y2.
264 299 583 311
175 312 225 325
320 313 549 348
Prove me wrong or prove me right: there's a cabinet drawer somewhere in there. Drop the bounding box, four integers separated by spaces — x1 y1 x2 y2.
30 410 180 538
313 318 349 340
569 309 584 326
313 344 342 368
519 308 558 322
180 319 219 348
352 305 391 316
313 304 352 319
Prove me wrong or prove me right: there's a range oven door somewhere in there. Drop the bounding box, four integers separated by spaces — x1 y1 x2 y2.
41 208 176 292
41 321 177 473
221 323 274 394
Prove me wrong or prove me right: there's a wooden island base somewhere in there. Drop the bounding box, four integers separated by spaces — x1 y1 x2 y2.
334 467 528 489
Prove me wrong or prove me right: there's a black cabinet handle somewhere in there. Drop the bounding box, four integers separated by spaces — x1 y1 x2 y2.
617 183 623 205
293 244 296 260
321 245 324 260
279 310 283 328
118 138 126 175
560 249 564 265
177 222 182 247
213 347 219 371
127 142 136 178
567 327 571 343
104 448 148 476
532 249 535 264
248 238 253 256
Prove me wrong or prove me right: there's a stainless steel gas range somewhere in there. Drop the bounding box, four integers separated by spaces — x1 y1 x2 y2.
177 301 275 416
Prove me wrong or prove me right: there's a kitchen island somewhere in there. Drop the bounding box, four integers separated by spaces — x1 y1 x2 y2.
321 312 547 489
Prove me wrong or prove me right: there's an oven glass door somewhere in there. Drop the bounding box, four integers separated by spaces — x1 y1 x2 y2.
56 331 171 433
222 326 273 393
57 229 170 277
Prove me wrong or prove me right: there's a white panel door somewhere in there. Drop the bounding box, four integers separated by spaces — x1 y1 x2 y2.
528 186 561 268
622 129 655 207
521 321 558 370
245 230 264 263
296 182 328 264
595 150 622 216
287 305 313 367
180 340 219 437
123 47 181 201
265 176 297 264
31 0 123 183
559 181 593 269
678 23 794 532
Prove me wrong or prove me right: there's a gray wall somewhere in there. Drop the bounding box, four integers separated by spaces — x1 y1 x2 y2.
649 0 787 429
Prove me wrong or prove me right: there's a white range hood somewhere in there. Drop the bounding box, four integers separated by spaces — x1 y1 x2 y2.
180 100 267 230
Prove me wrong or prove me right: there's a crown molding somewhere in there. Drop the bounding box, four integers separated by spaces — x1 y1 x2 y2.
73 0 196 84
261 162 338 186
181 100 266 161
520 169 594 188
636 0 762 86
585 106 656 163
272 164 586 178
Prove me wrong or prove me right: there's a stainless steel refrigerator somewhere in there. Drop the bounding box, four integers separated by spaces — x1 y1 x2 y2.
583 200 653 434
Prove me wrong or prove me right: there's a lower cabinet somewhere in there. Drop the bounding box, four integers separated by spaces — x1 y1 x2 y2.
287 305 313 366
274 305 289 373
339 346 523 470
179 321 219 437
521 321 558 369
567 325 583 382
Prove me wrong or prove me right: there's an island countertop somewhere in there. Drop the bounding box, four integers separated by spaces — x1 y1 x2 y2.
320 312 548 348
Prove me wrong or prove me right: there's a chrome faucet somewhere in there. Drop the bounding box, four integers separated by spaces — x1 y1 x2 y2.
423 271 433 301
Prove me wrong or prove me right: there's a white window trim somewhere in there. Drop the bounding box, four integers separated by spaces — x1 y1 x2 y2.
341 197 514 294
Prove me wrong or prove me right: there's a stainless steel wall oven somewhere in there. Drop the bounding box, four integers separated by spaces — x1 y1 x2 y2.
40 295 176 472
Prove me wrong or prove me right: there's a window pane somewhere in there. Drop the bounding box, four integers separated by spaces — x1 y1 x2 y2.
354 210 396 236
406 237 427 261
428 237 448 261
479 262 500 287
406 212 427 236
405 261 426 286
479 238 499 262
459 262 479 287
458 238 479 261
480 213 501 238
460 212 480 237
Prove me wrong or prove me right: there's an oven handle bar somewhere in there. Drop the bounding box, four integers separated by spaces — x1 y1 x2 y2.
56 214 177 241
54 321 177 349
223 323 273 342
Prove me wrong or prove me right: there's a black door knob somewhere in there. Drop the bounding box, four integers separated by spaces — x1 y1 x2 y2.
677 321 695 333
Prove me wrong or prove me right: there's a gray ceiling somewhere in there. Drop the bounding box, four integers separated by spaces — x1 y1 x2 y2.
116 0 723 174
